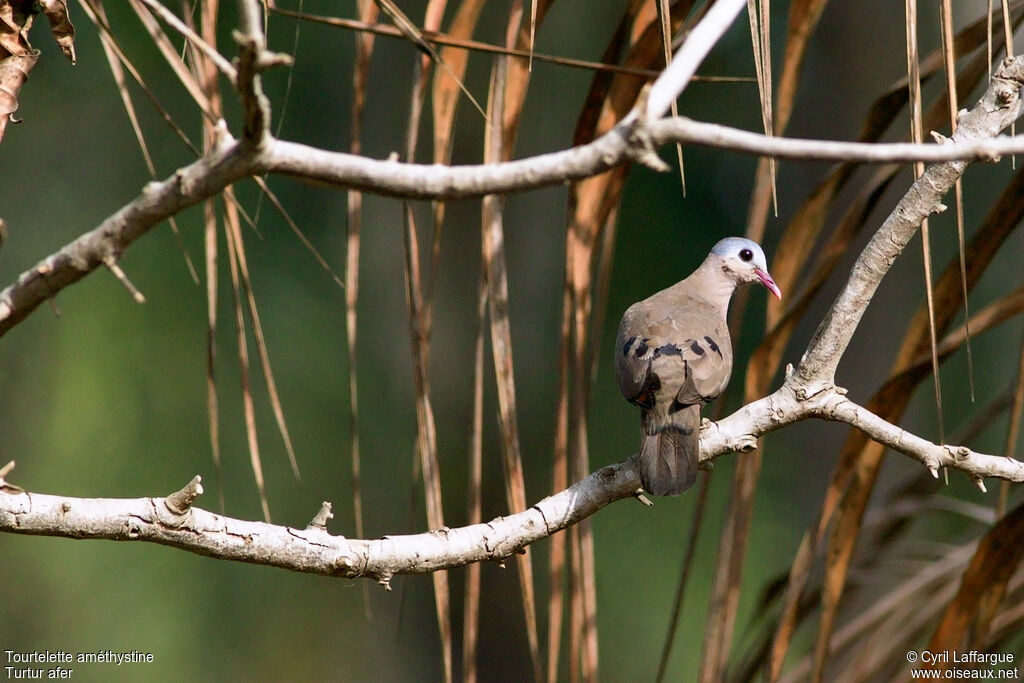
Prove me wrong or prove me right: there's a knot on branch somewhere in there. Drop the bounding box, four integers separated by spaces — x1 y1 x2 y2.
944 444 972 463
996 55 1024 87
335 548 361 578
619 85 671 173
790 374 835 403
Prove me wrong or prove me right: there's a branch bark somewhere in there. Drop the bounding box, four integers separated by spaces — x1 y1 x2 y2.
2 9 1023 586
1 374 1020 582
7 112 1024 339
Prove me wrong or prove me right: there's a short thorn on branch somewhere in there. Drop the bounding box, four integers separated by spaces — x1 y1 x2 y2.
0 460 22 493
232 31 294 72
103 257 146 304
164 476 203 515
306 501 334 531
633 489 654 507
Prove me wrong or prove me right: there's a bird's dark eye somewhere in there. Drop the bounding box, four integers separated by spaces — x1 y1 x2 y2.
739 248 754 262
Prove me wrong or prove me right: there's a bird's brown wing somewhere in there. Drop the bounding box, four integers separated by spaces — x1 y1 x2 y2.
665 327 731 407
616 296 732 413
614 306 658 409
615 291 733 496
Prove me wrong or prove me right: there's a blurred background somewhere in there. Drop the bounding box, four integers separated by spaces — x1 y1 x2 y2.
0 0 1021 681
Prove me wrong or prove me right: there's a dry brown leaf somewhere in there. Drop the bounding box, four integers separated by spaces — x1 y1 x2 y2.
83 0 198 283
0 50 36 140
499 0 554 156
744 0 828 244
195 0 225 512
127 0 216 121
390 2 454 677
549 283 571 683
463 260 488 683
39 0 74 63
0 1 34 57
224 184 302 483
78 0 199 154
347 0 379 623
203 197 223 512
483 54 543 683
560 4 693 680
940 0 975 404
0 0 39 144
561 4 691 678
224 203 272 524
762 13 1023 674
807 165 1024 681
432 0 486 165
927 501 1024 658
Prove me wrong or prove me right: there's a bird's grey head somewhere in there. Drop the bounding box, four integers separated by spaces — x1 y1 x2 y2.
710 237 782 299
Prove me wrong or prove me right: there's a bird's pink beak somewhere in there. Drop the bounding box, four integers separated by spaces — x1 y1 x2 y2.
756 268 782 300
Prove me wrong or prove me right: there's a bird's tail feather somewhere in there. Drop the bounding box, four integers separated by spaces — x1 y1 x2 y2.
638 425 698 496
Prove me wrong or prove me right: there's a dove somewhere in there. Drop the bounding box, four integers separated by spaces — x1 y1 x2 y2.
615 237 782 495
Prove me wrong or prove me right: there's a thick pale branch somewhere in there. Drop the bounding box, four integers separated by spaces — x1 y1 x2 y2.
703 381 1024 484
6 67 1024 339
653 117 1024 162
795 55 1024 391
0 135 253 337
0 466 641 582
1 34 1022 586
644 0 749 120
1 379 1019 581
818 396 1024 485
253 127 649 198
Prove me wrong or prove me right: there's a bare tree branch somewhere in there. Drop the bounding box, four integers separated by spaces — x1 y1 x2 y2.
0 465 640 584
8 106 1024 340
2 5 1024 590
0 372 1019 582
795 55 1024 394
0 132 252 337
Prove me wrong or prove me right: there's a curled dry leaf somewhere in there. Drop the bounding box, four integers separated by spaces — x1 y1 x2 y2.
0 1 74 62
0 0 36 139
0 0 33 57
39 0 75 64
0 0 74 144
0 50 38 141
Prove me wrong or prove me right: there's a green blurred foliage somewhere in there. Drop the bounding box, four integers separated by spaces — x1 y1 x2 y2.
1 1 1022 681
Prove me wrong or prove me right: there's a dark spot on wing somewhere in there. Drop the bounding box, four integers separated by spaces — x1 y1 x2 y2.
704 335 722 358
653 344 681 358
689 340 705 356
622 336 637 357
